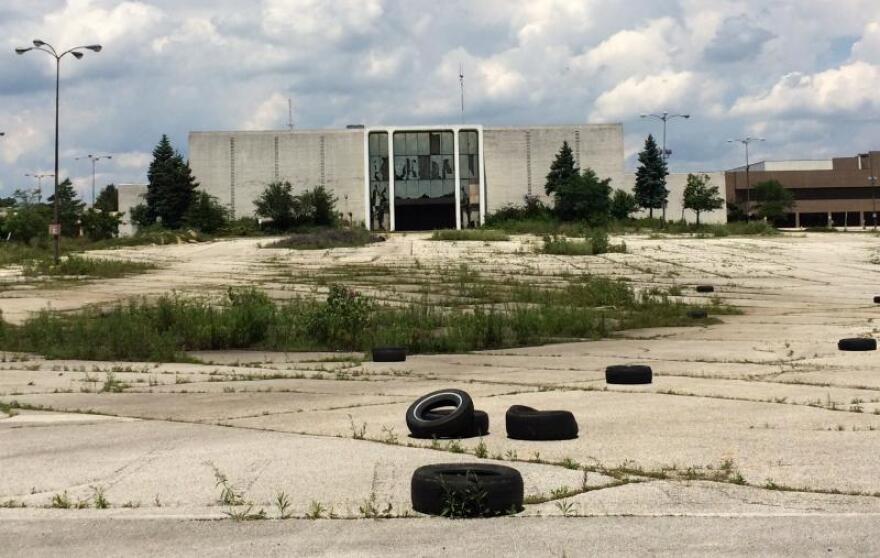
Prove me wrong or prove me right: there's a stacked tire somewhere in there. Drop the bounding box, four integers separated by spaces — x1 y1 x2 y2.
406 389 488 439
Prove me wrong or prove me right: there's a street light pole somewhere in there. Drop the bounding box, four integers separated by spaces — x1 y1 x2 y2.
16 40 102 264
75 154 112 207
25 173 55 203
728 137 765 222
640 112 690 221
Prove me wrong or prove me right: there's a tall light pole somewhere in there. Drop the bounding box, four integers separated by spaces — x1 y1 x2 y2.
75 154 112 207
641 112 690 221
16 40 102 263
25 173 55 203
728 137 765 222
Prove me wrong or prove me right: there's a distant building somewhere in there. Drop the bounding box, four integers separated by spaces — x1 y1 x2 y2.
116 184 147 237
187 124 626 231
725 151 880 228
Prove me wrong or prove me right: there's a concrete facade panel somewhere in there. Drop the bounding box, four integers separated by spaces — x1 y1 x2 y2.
621 172 727 224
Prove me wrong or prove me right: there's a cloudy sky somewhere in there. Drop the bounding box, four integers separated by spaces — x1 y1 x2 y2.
1 0 879 200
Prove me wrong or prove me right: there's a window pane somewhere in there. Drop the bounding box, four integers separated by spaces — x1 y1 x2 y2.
393 133 405 155
430 133 441 154
407 133 419 155
418 133 430 155
441 131 453 154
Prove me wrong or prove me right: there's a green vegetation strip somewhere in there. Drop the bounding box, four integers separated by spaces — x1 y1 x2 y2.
430 229 510 242
0 275 736 361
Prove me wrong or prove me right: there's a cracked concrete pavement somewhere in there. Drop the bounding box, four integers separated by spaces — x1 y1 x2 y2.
2 232 880 556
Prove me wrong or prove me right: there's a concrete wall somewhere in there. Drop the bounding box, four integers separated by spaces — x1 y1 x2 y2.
482 124 625 212
189 129 365 225
624 172 727 224
116 183 148 237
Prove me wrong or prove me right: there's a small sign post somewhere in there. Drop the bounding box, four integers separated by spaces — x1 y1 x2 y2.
48 223 61 237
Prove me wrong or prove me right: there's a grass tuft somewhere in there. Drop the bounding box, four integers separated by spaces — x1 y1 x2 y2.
430 229 510 242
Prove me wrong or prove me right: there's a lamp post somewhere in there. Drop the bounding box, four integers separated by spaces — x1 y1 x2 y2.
728 137 765 222
15 40 102 263
641 112 689 220
869 174 877 232
75 154 112 207
25 173 55 203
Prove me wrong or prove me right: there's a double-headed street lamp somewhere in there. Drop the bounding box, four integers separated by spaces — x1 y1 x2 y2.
25 173 55 203
75 154 112 207
15 39 102 263
640 111 690 161
728 137 765 222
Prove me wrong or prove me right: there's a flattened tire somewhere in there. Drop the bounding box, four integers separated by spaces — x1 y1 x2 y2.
874 296 880 304
606 364 653 385
687 309 708 319
838 338 877 351
372 347 406 362
406 389 474 438
411 463 523 517
505 405 578 441
419 408 489 438
695 285 714 293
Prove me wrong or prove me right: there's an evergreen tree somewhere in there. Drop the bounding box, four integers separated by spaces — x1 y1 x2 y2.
46 178 85 236
254 181 299 230
545 141 579 196
610 189 639 220
682 173 724 225
145 135 198 228
634 134 669 218
552 168 612 225
94 184 118 213
185 191 229 233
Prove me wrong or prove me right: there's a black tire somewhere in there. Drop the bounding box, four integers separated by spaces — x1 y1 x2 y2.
416 408 489 439
695 285 714 293
505 405 578 441
837 338 877 351
406 389 474 438
411 463 523 517
606 364 653 384
372 347 406 362
687 308 708 319
874 296 880 304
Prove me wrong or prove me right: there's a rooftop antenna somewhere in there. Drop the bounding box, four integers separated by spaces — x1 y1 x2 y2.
459 63 465 123
288 97 294 130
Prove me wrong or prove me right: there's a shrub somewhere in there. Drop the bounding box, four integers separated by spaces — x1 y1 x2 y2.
552 169 612 225
297 185 338 227
255 181 298 230
3 205 51 244
264 228 380 250
185 191 228 233
80 209 122 241
306 285 373 349
431 229 509 242
610 189 638 220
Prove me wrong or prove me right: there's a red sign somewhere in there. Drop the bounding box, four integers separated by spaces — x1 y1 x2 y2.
48 224 61 236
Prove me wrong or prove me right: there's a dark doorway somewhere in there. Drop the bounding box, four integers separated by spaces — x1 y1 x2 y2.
394 198 455 230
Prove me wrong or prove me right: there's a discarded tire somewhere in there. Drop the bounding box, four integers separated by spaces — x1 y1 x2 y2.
505 405 578 440
874 296 880 304
420 408 489 438
606 364 653 384
406 389 474 438
695 285 715 293
411 463 523 517
687 309 708 319
372 347 407 362
837 338 877 351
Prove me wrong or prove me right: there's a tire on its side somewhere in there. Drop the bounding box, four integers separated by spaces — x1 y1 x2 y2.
606 364 653 384
695 285 715 293
406 389 474 438
411 463 523 517
372 347 407 362
837 338 877 351
687 309 708 319
418 408 489 439
505 405 578 440
874 296 880 304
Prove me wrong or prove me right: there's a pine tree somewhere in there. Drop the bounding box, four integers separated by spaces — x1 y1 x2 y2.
545 141 579 196
634 135 669 219
46 178 85 236
146 135 198 228
94 184 118 213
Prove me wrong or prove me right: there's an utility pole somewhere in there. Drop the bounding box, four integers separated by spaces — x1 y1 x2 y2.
728 137 765 222
459 63 465 123
75 154 111 207
288 98 294 130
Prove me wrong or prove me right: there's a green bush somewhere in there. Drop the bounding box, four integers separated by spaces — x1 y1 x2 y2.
185 191 228 233
431 229 509 242
305 285 373 349
3 205 51 244
80 209 122 241
297 185 338 227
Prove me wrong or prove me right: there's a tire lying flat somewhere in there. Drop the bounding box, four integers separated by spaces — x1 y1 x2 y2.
372 347 407 362
687 309 708 319
606 364 653 384
695 285 714 293
837 338 877 351
406 389 474 438
416 408 489 439
874 296 880 304
411 463 523 517
505 405 578 440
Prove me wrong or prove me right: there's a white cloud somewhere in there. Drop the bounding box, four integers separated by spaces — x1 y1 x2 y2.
242 93 290 130
574 18 680 81
732 61 880 117
262 0 383 41
591 71 723 121
851 22 880 64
